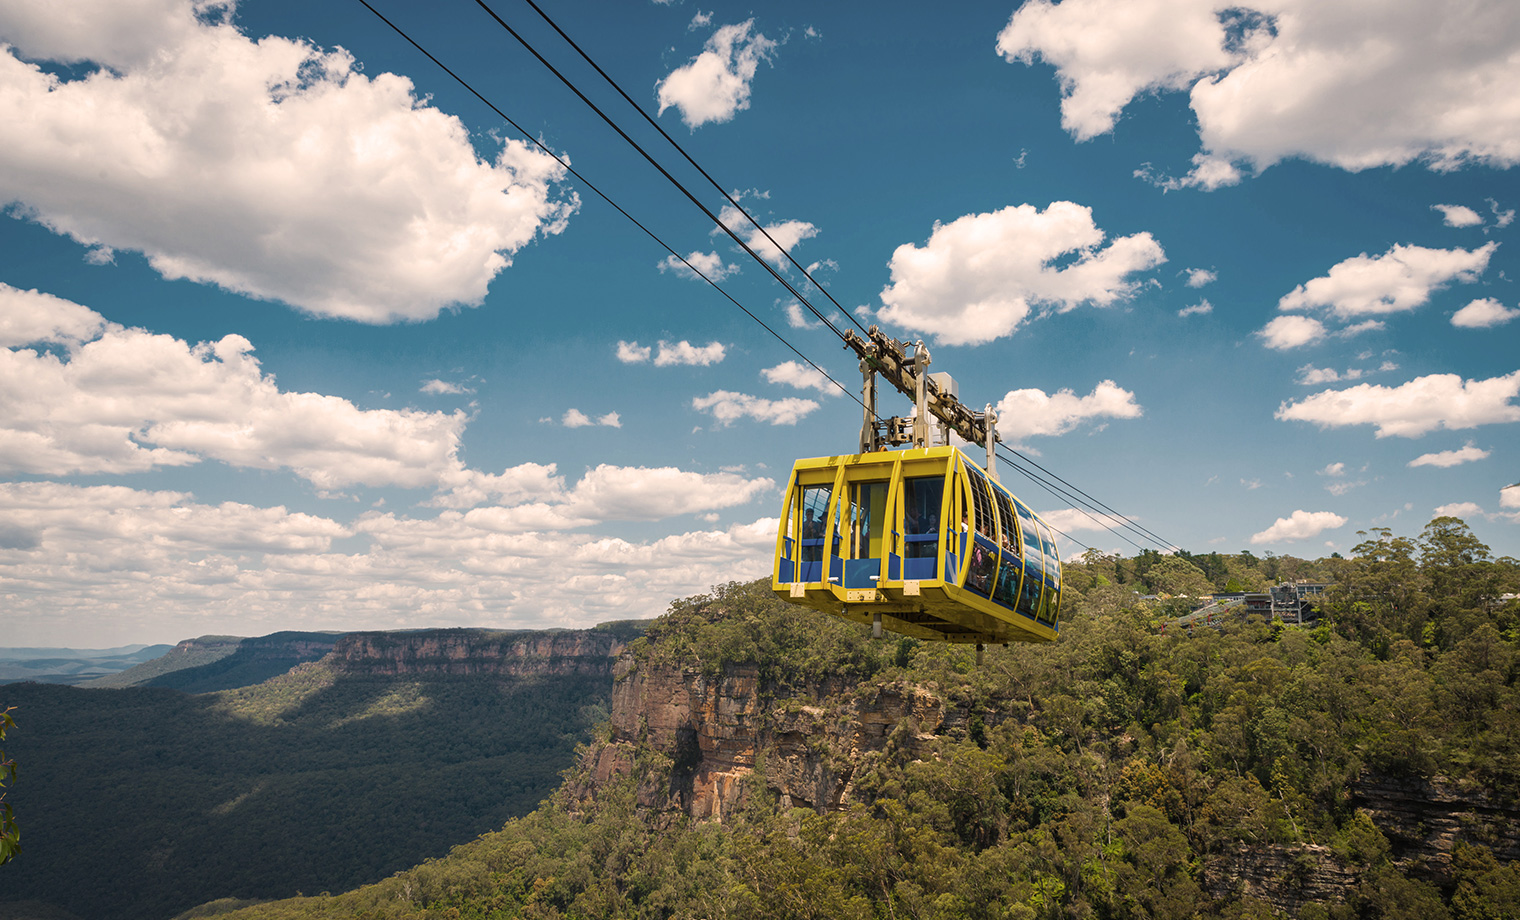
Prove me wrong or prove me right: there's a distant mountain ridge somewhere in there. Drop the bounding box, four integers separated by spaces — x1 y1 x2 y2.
0 644 174 685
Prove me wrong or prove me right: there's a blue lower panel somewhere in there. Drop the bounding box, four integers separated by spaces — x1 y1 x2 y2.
779 554 795 583
844 558 880 588
800 561 822 582
905 557 936 580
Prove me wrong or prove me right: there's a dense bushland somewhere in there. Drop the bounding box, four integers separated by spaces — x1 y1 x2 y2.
0 655 616 920
190 517 1520 920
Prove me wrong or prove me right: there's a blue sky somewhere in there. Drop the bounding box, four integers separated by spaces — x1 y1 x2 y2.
2 0 1518 646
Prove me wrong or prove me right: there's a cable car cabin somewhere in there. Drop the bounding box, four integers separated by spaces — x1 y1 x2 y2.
772 445 1061 645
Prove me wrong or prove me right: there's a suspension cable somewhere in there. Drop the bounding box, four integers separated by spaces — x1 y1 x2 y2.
502 0 868 334
470 0 853 338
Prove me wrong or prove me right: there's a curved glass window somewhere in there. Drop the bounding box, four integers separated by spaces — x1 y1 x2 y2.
962 464 998 598
1012 499 1044 620
992 553 1021 608
963 463 996 544
1034 517 1060 623
992 490 1018 555
988 489 1020 609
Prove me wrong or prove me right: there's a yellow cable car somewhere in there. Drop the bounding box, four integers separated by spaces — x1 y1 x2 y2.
772 444 1061 646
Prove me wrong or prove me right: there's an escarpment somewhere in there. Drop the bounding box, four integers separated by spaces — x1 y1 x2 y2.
576 652 978 820
328 627 630 679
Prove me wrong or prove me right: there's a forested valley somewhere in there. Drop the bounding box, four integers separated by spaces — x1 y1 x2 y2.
193 517 1519 920
0 630 630 920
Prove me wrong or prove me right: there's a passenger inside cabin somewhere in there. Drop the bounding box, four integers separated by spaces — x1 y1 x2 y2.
801 508 823 561
968 542 994 594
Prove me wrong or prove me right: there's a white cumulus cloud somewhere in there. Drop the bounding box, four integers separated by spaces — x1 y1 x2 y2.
1502 483 1520 509
1296 365 1368 385
656 20 777 128
1250 509 1347 545
557 465 773 522
1452 298 1520 329
1408 443 1491 468
658 250 739 282
1037 508 1133 535
714 204 818 270
692 390 819 426
1492 199 1517 229
1276 370 1520 438
1184 268 1218 288
877 202 1165 346
762 361 838 395
994 380 1142 444
0 0 576 322
785 302 822 330
654 340 726 367
1433 204 1485 228
1433 501 1484 519
1278 243 1496 319
1258 315 1327 350
1178 300 1213 317
561 409 621 429
421 379 474 396
0 291 470 488
0 282 106 346
999 0 1520 188
616 341 654 363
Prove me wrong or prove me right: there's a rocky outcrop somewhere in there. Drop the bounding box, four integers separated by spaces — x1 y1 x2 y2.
166 635 247 656
1354 773 1520 877
329 628 629 679
1203 844 1359 914
582 656 964 820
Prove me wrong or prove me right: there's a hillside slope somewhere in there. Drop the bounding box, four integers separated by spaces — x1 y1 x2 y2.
81 636 248 689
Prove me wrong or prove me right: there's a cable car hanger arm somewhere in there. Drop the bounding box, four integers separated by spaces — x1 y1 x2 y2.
843 326 999 479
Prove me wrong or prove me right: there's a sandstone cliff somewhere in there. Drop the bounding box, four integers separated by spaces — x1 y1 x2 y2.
577 653 983 820
329 628 631 679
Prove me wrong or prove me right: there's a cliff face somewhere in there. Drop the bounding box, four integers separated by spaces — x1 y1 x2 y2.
167 635 246 656
1354 773 1520 872
1203 844 1360 914
330 628 628 679
582 655 968 820
233 631 341 661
